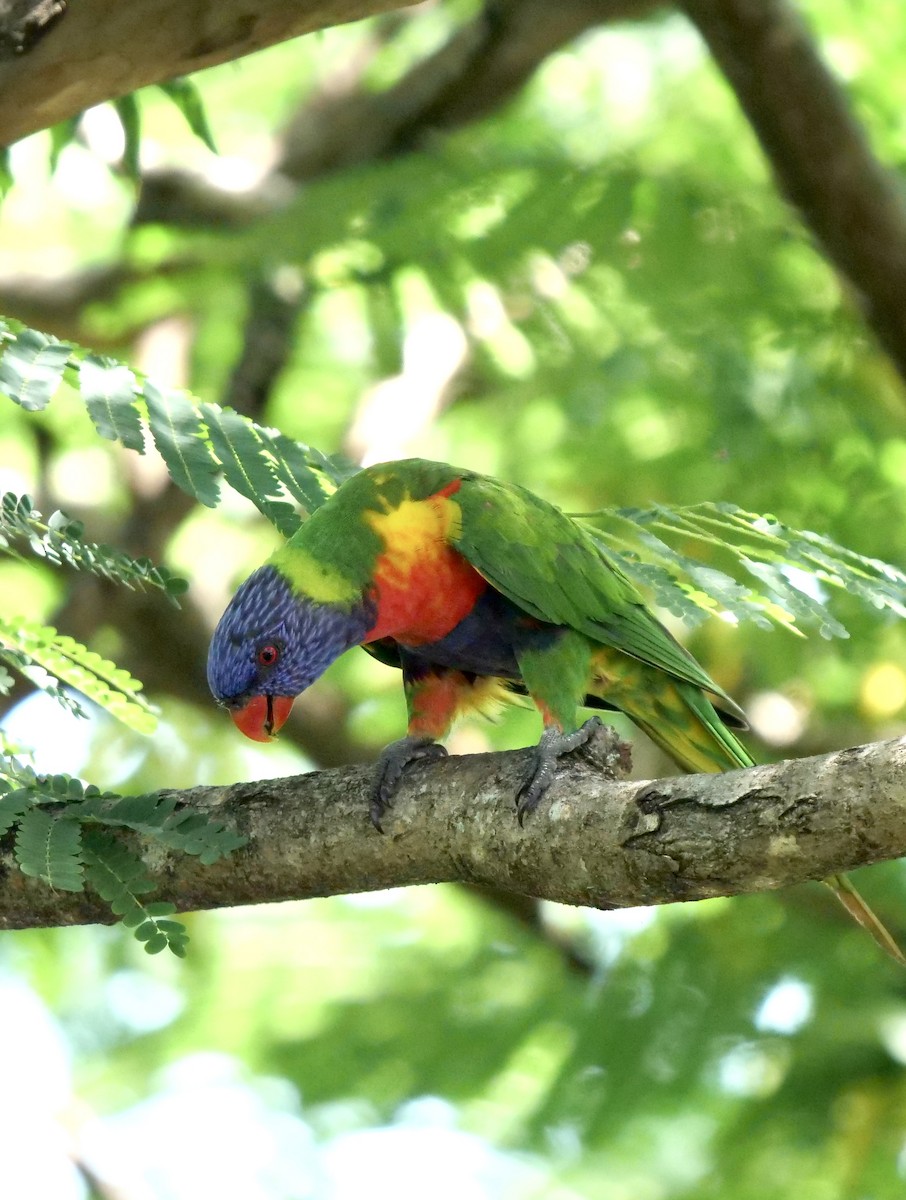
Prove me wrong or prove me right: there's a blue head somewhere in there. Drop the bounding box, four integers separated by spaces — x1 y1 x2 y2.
207 565 372 740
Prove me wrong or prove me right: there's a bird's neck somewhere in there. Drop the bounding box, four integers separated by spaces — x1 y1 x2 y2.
273 470 487 649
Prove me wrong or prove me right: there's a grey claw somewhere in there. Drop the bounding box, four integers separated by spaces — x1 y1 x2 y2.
370 736 448 831
517 717 603 825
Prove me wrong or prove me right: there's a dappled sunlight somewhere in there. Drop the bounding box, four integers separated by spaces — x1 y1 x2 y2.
2 0 906 1195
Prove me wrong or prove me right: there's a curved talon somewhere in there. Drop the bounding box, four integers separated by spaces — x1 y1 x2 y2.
517 716 603 825
370 735 448 832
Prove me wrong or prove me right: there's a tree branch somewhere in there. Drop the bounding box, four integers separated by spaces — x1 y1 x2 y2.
4 726 906 932
679 0 906 383
0 0 420 147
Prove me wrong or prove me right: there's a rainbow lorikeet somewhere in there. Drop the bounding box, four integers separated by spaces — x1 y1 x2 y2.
208 457 750 815
207 458 902 961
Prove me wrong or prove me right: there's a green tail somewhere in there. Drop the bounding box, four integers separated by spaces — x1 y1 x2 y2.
614 676 753 774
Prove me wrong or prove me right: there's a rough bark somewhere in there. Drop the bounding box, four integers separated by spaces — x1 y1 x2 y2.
0 0 420 147
3 727 906 932
0 0 66 60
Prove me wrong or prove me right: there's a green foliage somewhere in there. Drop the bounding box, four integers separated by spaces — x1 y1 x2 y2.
0 491 187 599
15 808 83 891
5 3 906 1192
0 324 72 411
0 318 337 518
82 829 188 957
0 319 331 733
3 320 903 646
113 94 142 178
586 502 906 638
157 78 218 155
0 759 245 954
78 355 145 450
0 615 156 734
1 82 219 193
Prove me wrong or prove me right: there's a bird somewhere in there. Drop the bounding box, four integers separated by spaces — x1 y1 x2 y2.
207 457 903 963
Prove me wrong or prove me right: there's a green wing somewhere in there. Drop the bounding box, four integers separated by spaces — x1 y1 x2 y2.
451 472 746 722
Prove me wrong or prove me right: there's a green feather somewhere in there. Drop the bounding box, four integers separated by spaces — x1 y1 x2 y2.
451 470 742 717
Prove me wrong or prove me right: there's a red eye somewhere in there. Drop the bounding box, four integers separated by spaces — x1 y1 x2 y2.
256 644 279 667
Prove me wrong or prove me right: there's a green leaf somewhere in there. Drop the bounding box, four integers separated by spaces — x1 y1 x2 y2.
0 787 32 836
75 788 246 862
79 355 145 451
0 616 157 734
14 810 84 891
0 147 12 198
255 427 334 517
143 381 220 508
0 491 186 602
49 116 82 173
202 405 299 535
0 328 71 411
82 828 189 955
158 78 218 154
581 501 906 639
113 93 141 178
98 792 179 826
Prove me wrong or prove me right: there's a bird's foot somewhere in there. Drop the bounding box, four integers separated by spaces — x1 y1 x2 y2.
370 735 448 832
516 716 603 826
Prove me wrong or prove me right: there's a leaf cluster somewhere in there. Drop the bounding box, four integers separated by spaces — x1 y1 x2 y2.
3 315 906 647
1 490 187 600
1 77 217 195
586 502 906 638
0 758 246 954
0 319 339 530
0 614 156 733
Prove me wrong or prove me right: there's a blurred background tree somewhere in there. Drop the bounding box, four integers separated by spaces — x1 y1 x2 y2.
3 0 906 1195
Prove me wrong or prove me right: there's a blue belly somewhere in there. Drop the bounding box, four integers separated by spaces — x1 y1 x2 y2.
397 587 561 678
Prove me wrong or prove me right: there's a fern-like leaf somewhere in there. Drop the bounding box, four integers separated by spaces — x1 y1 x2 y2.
82 828 188 955
0 644 89 718
0 616 157 734
0 492 186 600
159 808 247 864
143 380 221 508
254 427 333 518
0 785 33 836
0 321 340 521
14 808 84 891
202 404 299 535
581 501 906 638
0 326 71 411
0 759 239 955
78 790 247 863
79 355 145 451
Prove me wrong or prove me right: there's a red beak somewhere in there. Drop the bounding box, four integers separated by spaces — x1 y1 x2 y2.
230 695 295 742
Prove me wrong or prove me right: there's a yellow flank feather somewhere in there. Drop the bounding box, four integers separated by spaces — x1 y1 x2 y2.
406 670 512 738
458 675 514 722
